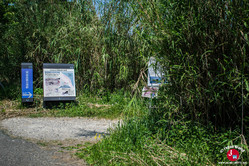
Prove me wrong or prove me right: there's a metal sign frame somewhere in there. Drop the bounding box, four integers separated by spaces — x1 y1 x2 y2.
147 57 165 87
43 63 76 101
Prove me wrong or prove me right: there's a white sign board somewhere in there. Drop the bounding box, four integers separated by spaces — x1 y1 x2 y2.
147 57 164 87
141 86 159 98
142 57 166 98
43 69 76 97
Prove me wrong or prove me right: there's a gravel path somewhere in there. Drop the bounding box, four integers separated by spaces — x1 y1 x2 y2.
0 117 119 141
0 117 120 166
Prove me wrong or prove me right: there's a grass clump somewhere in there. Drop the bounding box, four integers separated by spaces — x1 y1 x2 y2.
1 89 146 120
75 105 249 165
54 91 138 119
26 90 147 119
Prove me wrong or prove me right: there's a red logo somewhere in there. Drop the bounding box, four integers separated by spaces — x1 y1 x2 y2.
227 149 239 161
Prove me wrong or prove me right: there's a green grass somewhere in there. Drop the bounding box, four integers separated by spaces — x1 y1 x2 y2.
0 88 146 120
37 142 48 147
27 90 147 119
3 89 248 165
74 113 249 165
61 144 84 150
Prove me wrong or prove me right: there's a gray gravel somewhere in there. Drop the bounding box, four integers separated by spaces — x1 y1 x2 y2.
0 117 120 166
0 117 119 141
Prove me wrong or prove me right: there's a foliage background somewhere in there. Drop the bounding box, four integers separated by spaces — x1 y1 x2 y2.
0 0 248 164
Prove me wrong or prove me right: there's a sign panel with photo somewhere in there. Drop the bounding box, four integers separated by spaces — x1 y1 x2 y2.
147 57 165 87
142 57 166 98
43 63 76 101
141 86 159 98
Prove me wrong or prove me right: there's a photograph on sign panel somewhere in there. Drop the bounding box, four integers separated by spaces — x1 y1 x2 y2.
43 69 75 97
148 57 165 86
142 86 159 98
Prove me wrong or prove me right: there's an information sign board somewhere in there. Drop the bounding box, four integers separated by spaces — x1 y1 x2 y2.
147 57 165 87
141 86 159 98
43 63 76 101
21 63 33 102
142 57 166 98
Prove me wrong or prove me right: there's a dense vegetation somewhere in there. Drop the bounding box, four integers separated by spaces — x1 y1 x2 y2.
0 0 248 165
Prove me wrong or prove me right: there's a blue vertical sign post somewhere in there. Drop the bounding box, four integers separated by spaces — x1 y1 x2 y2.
21 63 33 102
